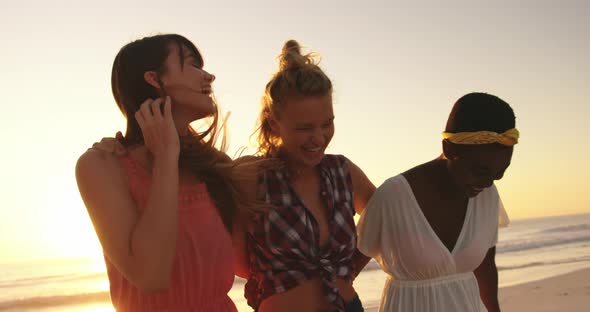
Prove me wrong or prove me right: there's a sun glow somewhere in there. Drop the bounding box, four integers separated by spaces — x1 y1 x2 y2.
42 173 103 260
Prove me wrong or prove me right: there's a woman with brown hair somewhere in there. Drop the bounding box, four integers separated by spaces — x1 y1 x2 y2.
76 34 254 312
88 37 375 312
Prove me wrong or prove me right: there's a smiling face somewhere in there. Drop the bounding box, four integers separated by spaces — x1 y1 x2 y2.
445 142 514 197
156 43 216 120
270 94 335 168
441 92 517 197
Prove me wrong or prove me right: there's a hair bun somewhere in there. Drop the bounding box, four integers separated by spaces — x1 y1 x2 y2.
278 39 307 71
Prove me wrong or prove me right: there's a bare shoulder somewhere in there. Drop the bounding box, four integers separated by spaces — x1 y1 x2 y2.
75 147 136 222
346 158 364 177
401 160 434 185
77 148 123 174
341 156 373 187
340 156 376 214
76 148 126 193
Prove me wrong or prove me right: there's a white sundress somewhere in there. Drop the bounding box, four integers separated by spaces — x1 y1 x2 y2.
357 174 509 312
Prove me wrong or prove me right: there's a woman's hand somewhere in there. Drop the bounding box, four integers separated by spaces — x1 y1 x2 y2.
92 132 126 155
135 96 180 161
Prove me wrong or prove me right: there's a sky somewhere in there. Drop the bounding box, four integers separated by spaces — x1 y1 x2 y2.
0 0 588 263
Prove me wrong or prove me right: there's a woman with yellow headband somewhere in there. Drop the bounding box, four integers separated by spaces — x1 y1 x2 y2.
357 92 517 312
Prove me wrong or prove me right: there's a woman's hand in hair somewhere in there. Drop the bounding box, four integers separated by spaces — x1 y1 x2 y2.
135 96 180 161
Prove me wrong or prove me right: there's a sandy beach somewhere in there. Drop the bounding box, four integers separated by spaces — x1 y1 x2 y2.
499 268 590 312
363 268 590 312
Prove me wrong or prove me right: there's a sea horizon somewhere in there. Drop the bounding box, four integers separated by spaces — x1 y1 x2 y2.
2 212 589 311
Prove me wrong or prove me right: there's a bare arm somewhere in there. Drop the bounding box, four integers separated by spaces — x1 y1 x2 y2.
474 247 501 312
350 249 370 280
76 97 180 292
348 160 376 215
230 155 263 279
347 159 376 274
232 213 250 279
76 149 178 292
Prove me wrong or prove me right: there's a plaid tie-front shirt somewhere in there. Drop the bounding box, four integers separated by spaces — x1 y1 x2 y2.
245 154 357 311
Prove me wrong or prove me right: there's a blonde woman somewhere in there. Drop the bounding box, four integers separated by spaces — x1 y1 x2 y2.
244 40 375 312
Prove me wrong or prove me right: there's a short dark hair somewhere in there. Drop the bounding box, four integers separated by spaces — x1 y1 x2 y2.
445 92 516 134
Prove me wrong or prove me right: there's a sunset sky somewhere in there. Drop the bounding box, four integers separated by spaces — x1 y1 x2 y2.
1 0 588 263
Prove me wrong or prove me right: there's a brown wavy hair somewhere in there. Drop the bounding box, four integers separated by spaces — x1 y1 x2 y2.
111 34 257 233
255 40 333 156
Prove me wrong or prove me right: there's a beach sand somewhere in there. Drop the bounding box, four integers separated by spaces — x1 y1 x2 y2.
499 268 590 312
364 268 590 312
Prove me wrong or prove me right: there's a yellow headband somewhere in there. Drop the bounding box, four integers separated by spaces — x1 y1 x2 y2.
442 128 520 146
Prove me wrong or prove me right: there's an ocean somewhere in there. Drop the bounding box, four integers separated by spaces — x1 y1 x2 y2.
2 213 589 311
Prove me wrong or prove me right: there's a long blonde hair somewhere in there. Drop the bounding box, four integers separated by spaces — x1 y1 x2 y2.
255 40 333 156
